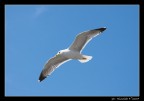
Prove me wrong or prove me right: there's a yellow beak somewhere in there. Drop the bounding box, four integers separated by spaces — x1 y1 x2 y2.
56 54 59 56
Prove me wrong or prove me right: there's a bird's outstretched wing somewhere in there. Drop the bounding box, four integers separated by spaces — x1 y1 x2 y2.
69 27 106 52
39 54 70 82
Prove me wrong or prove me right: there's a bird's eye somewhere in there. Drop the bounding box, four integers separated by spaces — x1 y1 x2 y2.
58 51 61 54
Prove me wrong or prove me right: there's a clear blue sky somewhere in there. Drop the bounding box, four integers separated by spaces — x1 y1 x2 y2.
5 5 139 96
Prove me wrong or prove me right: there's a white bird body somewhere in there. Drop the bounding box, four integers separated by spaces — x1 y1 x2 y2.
59 49 92 63
60 49 83 59
38 27 106 82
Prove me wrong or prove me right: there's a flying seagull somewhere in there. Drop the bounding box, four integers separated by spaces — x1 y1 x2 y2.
38 27 106 82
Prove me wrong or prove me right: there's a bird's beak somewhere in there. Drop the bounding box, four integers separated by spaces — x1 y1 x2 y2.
56 54 59 56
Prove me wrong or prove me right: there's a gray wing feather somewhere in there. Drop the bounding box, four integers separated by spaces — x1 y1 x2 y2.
39 55 70 82
69 28 106 52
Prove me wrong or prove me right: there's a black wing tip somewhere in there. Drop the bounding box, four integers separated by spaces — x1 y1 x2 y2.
91 27 106 33
38 75 48 82
98 27 107 32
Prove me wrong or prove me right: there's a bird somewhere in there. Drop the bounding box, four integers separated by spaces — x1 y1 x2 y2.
38 27 106 82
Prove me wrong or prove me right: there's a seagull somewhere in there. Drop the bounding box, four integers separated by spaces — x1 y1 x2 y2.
38 27 106 82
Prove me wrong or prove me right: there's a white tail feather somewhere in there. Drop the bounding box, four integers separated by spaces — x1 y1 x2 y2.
78 55 92 63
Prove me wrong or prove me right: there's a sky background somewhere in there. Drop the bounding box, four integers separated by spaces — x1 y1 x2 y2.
5 5 139 96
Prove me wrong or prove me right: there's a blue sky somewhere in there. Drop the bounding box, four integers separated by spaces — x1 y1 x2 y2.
5 5 139 96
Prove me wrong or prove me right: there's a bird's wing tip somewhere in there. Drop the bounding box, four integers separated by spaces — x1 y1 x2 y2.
38 75 49 82
99 27 107 32
92 27 107 32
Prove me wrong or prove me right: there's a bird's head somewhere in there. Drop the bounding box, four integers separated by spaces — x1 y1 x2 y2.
56 49 68 56
56 50 62 56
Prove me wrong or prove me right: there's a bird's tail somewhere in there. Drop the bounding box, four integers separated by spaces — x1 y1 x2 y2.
78 55 92 63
